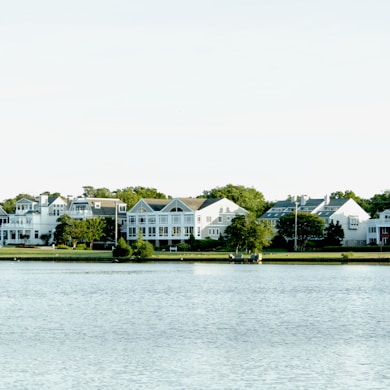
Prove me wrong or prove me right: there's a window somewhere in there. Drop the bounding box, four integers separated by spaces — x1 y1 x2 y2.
159 226 168 237
148 216 156 224
184 215 193 224
129 227 137 237
218 216 222 223
206 216 212 223
172 227 181 236
129 216 136 224
148 227 156 237
172 215 181 224
139 216 146 224
119 205 126 212
35 230 39 239
184 227 193 236
348 216 359 230
159 215 168 224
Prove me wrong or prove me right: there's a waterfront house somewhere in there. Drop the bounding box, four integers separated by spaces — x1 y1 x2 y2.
260 195 370 247
367 209 390 246
0 194 67 246
126 197 247 247
67 196 128 241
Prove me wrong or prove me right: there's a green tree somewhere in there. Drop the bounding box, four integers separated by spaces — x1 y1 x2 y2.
367 190 390 217
224 213 274 253
276 212 324 251
54 214 74 246
114 186 167 210
83 186 114 198
113 237 132 258
71 219 87 249
201 184 268 217
132 231 154 259
84 217 106 249
323 220 344 247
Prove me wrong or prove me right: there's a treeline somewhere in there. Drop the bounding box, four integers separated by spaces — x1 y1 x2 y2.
1 184 390 218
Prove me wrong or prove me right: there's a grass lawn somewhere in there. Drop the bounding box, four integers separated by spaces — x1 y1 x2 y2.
0 246 389 263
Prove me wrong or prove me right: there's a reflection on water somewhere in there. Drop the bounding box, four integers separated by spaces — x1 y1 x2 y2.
1 261 390 389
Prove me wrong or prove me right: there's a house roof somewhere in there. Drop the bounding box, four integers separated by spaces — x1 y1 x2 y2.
86 198 126 216
0 206 7 216
141 198 221 212
260 197 351 220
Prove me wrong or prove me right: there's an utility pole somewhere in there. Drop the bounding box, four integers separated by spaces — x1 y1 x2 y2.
294 199 298 251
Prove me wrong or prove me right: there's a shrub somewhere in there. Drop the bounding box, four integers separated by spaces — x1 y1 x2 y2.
113 237 132 258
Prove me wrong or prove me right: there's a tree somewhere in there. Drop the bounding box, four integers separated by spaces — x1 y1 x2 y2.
114 186 167 210
84 217 106 249
201 184 268 217
71 219 87 249
113 237 132 258
224 213 274 253
54 214 74 246
276 212 324 251
323 220 344 247
367 190 390 217
83 186 113 198
131 231 154 259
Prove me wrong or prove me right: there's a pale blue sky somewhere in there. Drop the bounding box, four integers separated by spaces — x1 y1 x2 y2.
1 0 389 202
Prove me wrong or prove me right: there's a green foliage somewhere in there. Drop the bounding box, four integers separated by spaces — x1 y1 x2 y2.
277 212 324 251
131 232 154 259
75 243 88 250
224 212 275 253
201 184 267 217
113 237 132 258
84 217 106 249
323 220 345 247
115 186 167 210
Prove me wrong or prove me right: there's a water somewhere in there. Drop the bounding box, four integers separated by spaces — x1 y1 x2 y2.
1 261 390 389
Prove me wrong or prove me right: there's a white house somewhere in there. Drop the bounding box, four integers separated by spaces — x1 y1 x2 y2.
0 194 67 246
260 195 370 247
67 196 128 241
126 197 247 247
0 205 8 244
367 209 390 246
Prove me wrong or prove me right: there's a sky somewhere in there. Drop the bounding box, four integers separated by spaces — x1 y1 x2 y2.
1 0 389 202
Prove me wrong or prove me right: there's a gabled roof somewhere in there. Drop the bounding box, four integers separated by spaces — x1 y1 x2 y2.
130 198 223 213
261 197 358 220
0 205 8 216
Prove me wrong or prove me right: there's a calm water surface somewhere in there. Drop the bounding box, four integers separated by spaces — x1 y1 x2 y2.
1 261 390 389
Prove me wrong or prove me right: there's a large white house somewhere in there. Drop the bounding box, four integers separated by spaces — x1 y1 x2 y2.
260 195 370 246
126 197 247 247
367 209 390 246
0 194 67 246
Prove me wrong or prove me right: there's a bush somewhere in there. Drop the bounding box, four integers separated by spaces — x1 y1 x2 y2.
56 244 71 250
113 237 132 258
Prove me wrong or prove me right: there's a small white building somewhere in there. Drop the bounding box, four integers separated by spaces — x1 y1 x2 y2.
260 195 370 246
1 194 67 246
126 197 247 247
367 209 390 246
